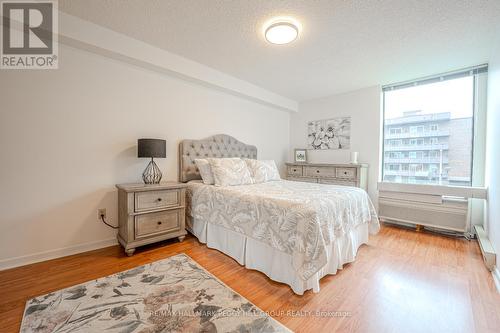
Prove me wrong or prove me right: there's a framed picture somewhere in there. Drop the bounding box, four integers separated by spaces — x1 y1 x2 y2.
307 116 351 150
294 149 307 163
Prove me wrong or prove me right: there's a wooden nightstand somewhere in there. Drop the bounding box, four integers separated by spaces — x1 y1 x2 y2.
115 182 188 256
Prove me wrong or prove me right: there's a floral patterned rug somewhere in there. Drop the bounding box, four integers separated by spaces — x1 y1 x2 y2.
20 253 291 333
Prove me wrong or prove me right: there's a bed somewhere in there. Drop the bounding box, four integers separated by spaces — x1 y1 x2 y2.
179 134 380 295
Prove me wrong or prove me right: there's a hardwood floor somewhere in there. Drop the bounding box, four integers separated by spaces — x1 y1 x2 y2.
1 224 499 333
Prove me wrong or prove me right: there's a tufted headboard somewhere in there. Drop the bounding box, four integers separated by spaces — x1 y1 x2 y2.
178 134 257 182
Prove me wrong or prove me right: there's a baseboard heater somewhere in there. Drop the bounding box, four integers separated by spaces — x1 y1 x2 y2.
378 182 487 234
474 225 496 271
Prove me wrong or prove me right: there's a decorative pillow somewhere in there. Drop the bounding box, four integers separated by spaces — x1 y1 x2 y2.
194 159 214 185
207 158 254 186
244 159 281 183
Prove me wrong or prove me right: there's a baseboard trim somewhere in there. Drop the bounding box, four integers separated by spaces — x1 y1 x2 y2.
0 238 118 271
493 266 500 294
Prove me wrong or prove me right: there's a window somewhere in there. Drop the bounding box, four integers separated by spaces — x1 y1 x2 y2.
382 65 488 186
409 164 423 172
410 126 424 135
388 152 402 158
390 140 401 146
386 164 400 171
390 128 402 135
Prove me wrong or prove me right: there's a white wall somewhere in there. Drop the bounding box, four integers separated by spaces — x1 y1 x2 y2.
289 86 381 202
485 46 500 257
0 44 290 269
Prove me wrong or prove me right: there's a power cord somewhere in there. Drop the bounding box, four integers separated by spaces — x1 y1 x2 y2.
100 214 119 229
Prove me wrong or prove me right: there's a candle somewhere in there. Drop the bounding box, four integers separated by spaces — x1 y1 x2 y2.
350 152 359 164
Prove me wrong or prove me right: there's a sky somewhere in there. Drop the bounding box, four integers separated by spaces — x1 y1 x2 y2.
384 76 473 120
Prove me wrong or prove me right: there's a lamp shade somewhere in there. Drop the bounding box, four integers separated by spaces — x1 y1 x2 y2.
137 139 166 158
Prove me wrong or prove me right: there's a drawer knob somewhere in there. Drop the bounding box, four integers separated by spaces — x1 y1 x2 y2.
157 221 162 225
293 169 296 172
344 172 347 175
157 198 162 202
316 170 320 173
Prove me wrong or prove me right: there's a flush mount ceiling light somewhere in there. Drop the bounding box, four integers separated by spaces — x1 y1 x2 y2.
264 18 300 45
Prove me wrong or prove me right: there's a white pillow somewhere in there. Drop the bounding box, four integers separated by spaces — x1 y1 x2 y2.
194 159 214 185
208 158 254 186
244 159 281 183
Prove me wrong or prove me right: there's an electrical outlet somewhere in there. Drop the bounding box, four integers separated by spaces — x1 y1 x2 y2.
98 208 106 221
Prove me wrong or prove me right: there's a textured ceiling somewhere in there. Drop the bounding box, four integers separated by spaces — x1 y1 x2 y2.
59 0 500 101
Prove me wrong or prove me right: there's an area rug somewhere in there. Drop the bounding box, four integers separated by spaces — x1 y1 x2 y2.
20 253 291 333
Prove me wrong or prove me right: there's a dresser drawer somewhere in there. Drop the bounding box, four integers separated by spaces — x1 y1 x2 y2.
135 189 180 212
287 165 303 176
304 166 336 178
335 167 357 179
320 179 357 187
134 209 181 239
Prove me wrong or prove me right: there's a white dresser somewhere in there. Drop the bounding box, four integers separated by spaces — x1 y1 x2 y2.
286 162 368 190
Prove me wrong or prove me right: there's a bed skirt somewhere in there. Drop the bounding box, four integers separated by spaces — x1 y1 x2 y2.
189 218 374 295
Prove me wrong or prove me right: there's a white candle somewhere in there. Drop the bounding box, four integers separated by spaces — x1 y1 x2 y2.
350 152 359 164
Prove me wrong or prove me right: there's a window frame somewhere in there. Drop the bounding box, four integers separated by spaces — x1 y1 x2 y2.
380 65 487 188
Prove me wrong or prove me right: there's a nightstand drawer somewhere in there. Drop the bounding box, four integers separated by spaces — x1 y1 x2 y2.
335 167 357 179
135 189 180 212
135 209 181 239
287 166 303 176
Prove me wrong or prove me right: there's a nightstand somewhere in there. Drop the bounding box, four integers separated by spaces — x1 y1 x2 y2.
115 182 188 256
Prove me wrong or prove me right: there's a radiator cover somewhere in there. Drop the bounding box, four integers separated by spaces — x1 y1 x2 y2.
379 197 469 232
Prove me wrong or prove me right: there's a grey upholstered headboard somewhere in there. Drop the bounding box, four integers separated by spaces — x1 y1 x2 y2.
179 134 257 182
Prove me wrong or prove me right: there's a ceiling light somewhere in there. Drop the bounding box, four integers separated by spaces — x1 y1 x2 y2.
264 19 300 45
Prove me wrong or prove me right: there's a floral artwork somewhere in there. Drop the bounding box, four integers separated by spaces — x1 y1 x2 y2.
20 254 291 333
307 117 351 150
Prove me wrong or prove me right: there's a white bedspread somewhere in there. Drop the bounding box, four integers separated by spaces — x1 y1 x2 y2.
187 180 379 281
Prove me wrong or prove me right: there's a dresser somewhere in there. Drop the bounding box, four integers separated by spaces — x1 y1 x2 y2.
116 182 187 256
286 162 368 190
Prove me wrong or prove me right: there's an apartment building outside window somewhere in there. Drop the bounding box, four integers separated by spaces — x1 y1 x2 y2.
382 65 488 187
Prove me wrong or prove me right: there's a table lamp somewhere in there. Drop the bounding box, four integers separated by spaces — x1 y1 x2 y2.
138 138 166 184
